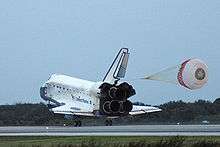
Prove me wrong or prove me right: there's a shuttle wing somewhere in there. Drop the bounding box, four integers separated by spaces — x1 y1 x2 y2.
103 48 129 84
52 105 95 117
51 99 95 117
52 105 161 117
129 105 162 116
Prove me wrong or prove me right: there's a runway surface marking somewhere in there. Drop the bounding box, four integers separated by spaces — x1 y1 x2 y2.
0 125 220 136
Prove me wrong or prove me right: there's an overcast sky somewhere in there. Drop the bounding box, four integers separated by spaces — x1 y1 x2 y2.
0 0 219 105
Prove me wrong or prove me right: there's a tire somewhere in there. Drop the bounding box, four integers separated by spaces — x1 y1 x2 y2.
105 120 109 126
109 120 112 126
105 120 112 126
74 121 78 127
78 121 82 127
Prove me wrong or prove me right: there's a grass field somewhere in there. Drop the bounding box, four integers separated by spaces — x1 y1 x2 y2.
0 136 220 147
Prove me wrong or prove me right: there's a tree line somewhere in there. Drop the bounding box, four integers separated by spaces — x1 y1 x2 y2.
0 98 220 126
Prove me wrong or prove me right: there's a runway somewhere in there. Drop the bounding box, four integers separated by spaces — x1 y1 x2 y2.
0 125 220 136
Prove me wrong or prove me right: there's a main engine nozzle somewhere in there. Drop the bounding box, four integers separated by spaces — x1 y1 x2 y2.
103 100 133 115
103 100 121 114
110 100 121 113
103 101 111 114
109 87 127 100
107 82 136 100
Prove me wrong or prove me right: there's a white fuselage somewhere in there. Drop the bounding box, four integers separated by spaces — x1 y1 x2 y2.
40 49 162 119
42 74 101 113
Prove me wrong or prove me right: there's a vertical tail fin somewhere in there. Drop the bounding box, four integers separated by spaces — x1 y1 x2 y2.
103 48 129 84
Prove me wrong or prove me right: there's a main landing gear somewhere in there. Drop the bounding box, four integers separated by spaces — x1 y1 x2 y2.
105 119 113 126
73 120 82 127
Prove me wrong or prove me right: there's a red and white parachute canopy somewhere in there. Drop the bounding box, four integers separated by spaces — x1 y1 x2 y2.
142 59 208 90
177 59 208 90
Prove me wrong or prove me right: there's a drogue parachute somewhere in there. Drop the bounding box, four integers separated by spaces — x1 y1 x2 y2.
142 59 208 90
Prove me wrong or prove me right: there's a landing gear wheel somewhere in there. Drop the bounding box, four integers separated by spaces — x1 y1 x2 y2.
105 120 113 126
78 120 82 127
109 120 112 126
74 121 78 127
105 120 108 126
74 120 82 127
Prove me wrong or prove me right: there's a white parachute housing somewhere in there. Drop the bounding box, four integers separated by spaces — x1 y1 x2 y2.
177 59 208 90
